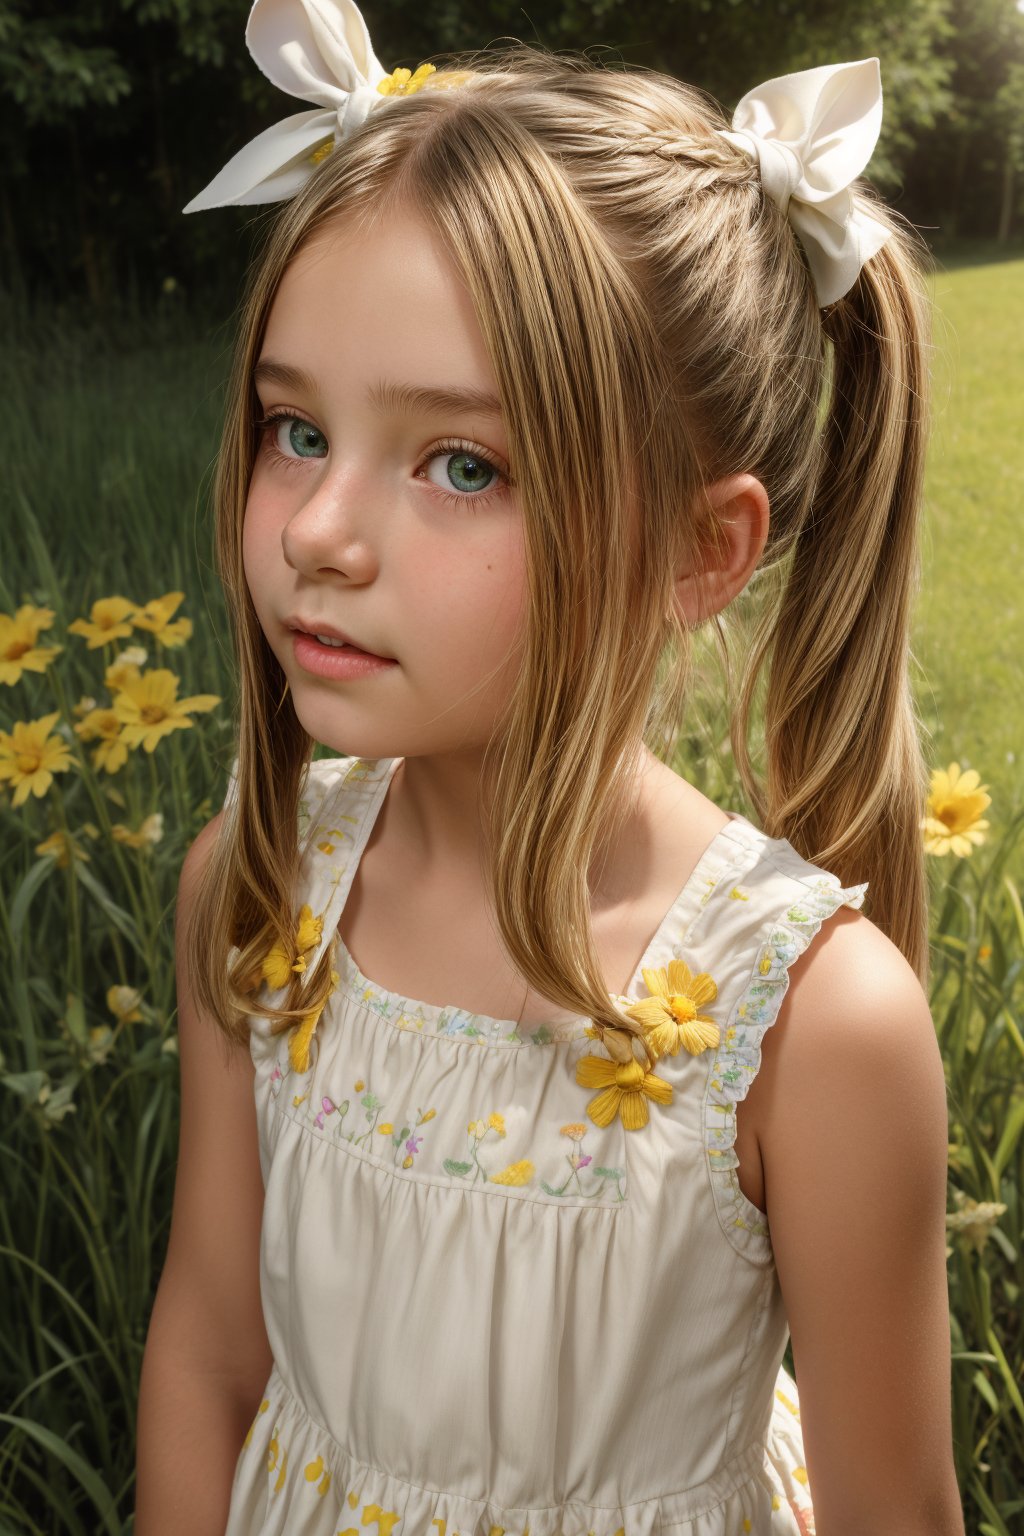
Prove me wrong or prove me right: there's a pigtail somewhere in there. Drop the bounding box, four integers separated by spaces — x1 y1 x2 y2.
734 218 933 985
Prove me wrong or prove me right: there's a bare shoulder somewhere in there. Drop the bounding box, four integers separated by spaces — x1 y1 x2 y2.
752 906 963 1529
758 904 940 1100
180 805 227 895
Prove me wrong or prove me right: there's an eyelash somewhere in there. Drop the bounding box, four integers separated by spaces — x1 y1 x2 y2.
252 408 510 508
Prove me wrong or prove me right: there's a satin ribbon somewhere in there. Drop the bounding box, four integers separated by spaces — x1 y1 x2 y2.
184 0 396 213
184 2 893 306
717 58 892 305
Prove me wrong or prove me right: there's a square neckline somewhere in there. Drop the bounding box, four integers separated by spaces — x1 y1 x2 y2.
323 756 751 1047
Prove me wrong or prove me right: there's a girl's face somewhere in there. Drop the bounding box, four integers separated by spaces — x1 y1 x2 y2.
243 206 526 763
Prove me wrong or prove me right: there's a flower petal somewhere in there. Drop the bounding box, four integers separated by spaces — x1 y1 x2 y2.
640 965 670 999
665 958 693 994
619 1090 650 1131
585 1085 622 1128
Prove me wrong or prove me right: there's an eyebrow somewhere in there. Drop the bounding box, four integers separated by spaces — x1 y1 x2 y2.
253 359 504 420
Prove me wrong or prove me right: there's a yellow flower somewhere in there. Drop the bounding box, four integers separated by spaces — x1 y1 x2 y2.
945 1188 1007 1254
110 813 164 849
67 596 138 650
128 591 193 648
107 985 144 1024
104 649 147 693
576 1027 673 1130
112 669 220 753
376 62 436 96
0 604 62 685
72 704 132 775
263 903 324 990
560 1122 587 1142
621 959 720 1060
490 1159 535 1186
35 828 91 868
0 712 75 806
921 762 992 857
308 139 334 166
287 956 340 1073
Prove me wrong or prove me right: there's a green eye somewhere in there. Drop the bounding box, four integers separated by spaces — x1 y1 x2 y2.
443 451 497 493
422 441 504 501
284 419 327 458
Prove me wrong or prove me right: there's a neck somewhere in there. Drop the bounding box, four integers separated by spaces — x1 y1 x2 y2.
383 739 658 902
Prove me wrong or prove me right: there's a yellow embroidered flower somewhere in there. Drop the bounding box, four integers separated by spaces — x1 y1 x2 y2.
490 1159 535 1186
303 1454 331 1496
112 668 220 754
287 959 340 1073
67 595 139 650
0 712 75 806
107 985 144 1025
377 63 437 96
0 603 62 684
576 1027 673 1130
110 812 164 849
621 959 720 1060
35 828 91 868
262 904 324 989
921 762 992 857
72 702 132 774
127 590 193 648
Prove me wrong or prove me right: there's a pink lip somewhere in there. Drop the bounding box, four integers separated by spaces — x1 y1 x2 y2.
291 631 398 680
285 617 393 660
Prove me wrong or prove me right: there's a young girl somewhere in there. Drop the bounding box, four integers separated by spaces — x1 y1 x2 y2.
135 2 965 1533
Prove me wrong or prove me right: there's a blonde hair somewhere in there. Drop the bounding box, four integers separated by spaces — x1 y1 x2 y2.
185 43 933 1069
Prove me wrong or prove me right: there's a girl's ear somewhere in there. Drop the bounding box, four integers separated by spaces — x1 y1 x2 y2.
672 472 770 627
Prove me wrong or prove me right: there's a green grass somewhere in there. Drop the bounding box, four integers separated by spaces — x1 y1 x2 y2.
0 255 1022 1531
912 254 1024 822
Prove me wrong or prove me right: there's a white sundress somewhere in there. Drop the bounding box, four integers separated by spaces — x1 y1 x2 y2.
221 753 868 1536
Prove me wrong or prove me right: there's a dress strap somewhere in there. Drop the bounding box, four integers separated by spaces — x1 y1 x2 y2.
295 756 400 992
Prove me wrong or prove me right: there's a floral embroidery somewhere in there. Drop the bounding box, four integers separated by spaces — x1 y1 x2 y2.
267 1046 627 1202
302 1453 332 1496
334 939 588 1046
620 959 721 1061
261 902 324 988
287 951 341 1073
575 1025 673 1131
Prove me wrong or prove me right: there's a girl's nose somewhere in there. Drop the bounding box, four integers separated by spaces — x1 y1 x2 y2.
281 470 381 583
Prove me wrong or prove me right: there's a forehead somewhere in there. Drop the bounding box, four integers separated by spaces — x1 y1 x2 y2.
262 209 499 401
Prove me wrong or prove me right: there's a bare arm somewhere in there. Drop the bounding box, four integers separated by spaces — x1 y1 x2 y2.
758 907 965 1536
135 811 274 1535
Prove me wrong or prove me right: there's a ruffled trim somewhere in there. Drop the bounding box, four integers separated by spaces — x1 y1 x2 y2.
704 869 868 1263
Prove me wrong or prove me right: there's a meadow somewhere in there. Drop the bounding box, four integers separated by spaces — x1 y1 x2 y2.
0 249 1021 1532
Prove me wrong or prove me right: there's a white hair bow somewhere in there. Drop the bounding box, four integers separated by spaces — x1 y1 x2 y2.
183 0 426 214
717 58 892 306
